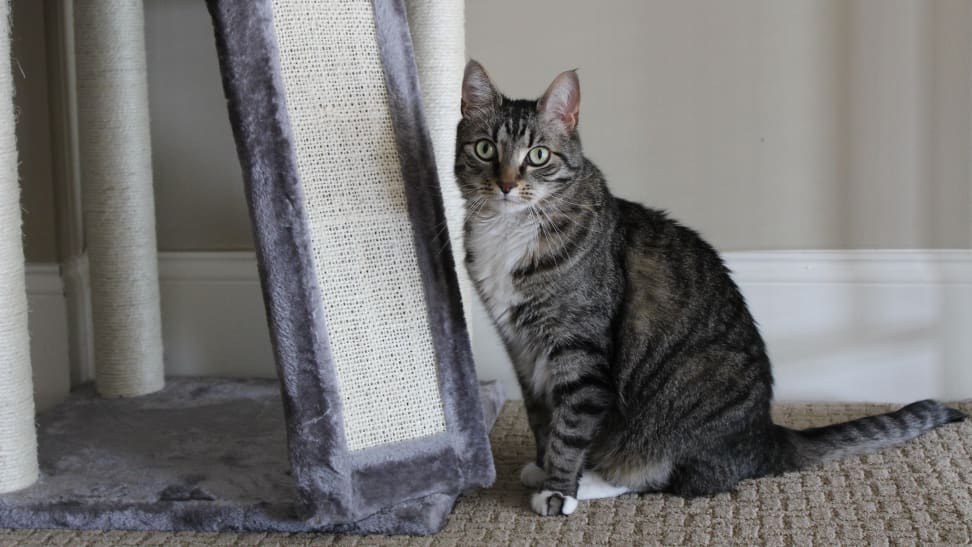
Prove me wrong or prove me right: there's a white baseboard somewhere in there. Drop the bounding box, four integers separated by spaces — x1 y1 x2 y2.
470 250 972 403
728 250 972 402
25 250 972 408
25 264 71 412
156 252 275 379
60 254 94 386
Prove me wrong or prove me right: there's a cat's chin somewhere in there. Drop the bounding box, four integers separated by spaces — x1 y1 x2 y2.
488 196 531 214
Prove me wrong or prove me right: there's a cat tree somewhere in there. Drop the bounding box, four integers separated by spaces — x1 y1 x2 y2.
0 0 500 534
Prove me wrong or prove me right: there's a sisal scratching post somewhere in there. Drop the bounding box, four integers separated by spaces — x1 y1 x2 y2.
0 0 39 493
75 0 164 398
404 0 474 332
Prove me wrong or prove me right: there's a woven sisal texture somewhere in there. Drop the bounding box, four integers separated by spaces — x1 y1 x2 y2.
269 0 446 451
4 401 969 545
0 0 38 493
74 0 165 398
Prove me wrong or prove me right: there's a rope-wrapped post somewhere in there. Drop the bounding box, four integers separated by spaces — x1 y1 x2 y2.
0 0 39 493
75 0 164 398
404 0 473 331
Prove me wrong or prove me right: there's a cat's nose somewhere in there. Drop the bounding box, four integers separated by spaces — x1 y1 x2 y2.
496 181 516 194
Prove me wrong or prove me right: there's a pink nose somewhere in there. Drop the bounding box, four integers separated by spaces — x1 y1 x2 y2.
497 181 515 194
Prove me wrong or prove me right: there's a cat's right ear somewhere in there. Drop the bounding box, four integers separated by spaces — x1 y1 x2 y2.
462 60 499 117
539 70 580 131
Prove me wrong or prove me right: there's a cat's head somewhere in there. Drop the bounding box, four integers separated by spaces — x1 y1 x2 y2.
455 61 584 213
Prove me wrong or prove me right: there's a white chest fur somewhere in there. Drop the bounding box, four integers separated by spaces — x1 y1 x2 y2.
466 212 535 326
466 212 551 398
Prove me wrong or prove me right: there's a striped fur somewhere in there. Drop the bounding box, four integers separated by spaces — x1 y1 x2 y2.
455 61 966 516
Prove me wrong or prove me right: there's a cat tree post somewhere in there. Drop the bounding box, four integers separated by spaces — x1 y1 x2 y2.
0 0 39 494
74 0 164 397
404 0 473 331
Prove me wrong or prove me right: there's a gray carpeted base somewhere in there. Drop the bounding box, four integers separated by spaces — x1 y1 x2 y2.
0 377 504 533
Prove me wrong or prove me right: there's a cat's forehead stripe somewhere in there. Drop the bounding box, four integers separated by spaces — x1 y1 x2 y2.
493 99 538 152
496 125 528 165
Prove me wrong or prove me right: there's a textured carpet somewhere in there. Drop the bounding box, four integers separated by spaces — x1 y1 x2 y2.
2 401 970 545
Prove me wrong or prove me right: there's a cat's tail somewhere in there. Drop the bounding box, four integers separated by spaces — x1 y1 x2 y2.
771 399 965 472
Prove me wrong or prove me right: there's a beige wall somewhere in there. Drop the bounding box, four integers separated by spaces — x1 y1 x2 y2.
13 0 252 259
466 0 972 250
15 0 972 258
13 0 58 263
10 1 972 403
143 0 251 252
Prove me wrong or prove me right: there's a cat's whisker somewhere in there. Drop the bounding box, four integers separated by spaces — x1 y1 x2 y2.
430 200 484 258
548 195 599 229
541 191 602 222
534 205 571 265
543 190 599 213
547 219 574 266
464 197 488 222
543 201 604 236
436 197 489 258
431 197 488 242
429 218 454 243
527 206 545 256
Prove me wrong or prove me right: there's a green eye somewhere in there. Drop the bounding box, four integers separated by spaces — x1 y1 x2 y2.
527 146 550 166
474 140 496 161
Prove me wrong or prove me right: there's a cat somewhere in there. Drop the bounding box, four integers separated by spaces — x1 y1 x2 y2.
454 60 966 517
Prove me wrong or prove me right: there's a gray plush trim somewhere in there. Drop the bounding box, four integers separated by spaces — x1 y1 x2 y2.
206 0 354 526
206 0 495 534
371 0 495 491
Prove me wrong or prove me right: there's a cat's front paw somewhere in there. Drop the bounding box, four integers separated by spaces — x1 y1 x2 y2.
519 462 546 488
530 489 578 517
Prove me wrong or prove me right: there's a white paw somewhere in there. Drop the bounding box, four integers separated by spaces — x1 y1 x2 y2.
519 462 546 488
530 489 578 516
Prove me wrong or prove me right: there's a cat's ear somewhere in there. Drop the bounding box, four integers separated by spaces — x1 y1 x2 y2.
462 60 500 117
538 70 580 131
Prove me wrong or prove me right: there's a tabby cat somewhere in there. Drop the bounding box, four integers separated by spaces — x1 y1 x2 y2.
454 60 966 517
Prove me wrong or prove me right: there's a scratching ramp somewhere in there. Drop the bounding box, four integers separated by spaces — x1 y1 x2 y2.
208 0 497 531
272 0 449 452
0 0 499 535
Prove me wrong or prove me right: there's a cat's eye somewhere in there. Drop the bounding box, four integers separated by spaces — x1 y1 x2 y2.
474 140 496 161
527 146 550 166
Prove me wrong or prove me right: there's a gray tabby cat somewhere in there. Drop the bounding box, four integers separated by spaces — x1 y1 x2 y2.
454 60 966 517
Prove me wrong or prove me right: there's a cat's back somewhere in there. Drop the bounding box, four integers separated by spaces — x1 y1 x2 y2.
613 197 727 281
611 196 756 349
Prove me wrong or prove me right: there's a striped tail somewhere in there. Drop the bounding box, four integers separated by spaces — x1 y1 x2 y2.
774 399 966 471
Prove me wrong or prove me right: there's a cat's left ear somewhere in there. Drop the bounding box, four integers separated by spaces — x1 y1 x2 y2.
539 70 580 131
462 60 500 117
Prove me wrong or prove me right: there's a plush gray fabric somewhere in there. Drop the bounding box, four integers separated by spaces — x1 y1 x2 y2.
371 0 495 494
204 0 495 534
206 0 350 526
0 378 504 533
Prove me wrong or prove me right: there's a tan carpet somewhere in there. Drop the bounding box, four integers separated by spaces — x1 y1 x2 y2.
2 401 970 546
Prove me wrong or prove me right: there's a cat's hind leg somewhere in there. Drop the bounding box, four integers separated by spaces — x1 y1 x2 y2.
664 456 746 497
